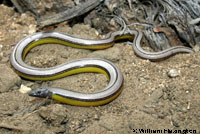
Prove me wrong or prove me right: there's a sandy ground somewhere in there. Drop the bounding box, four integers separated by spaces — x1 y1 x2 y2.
0 5 200 134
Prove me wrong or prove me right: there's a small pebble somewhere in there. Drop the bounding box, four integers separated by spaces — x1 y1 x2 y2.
167 69 180 78
19 84 32 94
193 45 200 52
28 24 36 34
94 114 100 120
0 45 3 52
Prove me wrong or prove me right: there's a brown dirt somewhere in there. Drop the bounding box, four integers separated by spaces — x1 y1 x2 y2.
0 4 200 134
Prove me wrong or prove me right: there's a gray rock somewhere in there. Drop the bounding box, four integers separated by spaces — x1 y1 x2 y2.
38 104 68 126
0 64 21 92
150 88 164 103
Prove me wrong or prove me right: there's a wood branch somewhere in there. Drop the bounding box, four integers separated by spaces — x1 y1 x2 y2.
37 0 103 28
10 0 24 13
10 0 38 16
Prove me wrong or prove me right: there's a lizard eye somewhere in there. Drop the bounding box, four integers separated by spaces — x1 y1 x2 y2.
28 88 49 98
36 90 42 95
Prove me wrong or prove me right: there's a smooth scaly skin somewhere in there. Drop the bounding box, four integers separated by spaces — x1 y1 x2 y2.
10 29 193 106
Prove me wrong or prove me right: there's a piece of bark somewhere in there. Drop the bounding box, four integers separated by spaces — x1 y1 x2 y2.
37 0 103 28
10 0 38 16
10 0 24 13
